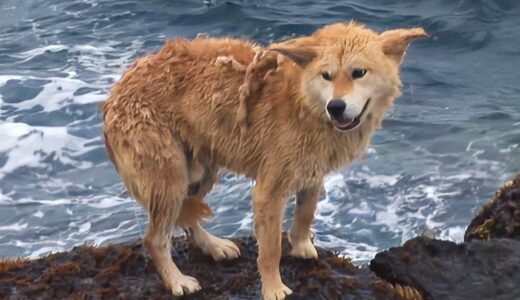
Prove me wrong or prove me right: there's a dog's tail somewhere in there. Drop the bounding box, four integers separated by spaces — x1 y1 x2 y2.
176 195 214 229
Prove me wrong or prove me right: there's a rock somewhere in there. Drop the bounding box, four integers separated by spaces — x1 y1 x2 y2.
370 173 520 300
465 173 520 241
370 237 520 300
0 235 419 300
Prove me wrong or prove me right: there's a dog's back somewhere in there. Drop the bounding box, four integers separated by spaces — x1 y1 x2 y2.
102 37 281 177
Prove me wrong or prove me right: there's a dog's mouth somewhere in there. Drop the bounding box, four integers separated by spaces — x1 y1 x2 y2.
333 98 371 132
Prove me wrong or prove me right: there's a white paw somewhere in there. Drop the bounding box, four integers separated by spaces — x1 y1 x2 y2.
169 274 201 296
203 236 241 261
289 238 318 259
262 282 293 300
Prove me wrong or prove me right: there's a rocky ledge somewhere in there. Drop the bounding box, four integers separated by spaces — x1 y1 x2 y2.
0 235 419 300
1 174 519 300
372 173 520 300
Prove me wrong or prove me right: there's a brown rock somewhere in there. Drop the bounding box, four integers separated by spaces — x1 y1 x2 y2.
0 235 416 299
465 173 520 241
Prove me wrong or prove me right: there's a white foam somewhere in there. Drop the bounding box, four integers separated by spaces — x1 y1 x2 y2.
85 195 131 209
74 42 141 73
78 222 91 233
0 221 28 231
0 75 24 87
361 173 400 188
0 122 96 179
318 173 346 227
2 76 106 115
231 212 254 235
85 219 140 246
422 186 461 204
0 189 13 204
32 210 44 218
324 173 349 198
28 246 62 259
9 45 69 62
18 198 72 206
0 41 144 124
439 225 466 243
317 234 379 263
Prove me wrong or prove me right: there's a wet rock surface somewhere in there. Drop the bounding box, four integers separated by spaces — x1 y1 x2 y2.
370 237 520 300
0 236 417 300
370 174 520 300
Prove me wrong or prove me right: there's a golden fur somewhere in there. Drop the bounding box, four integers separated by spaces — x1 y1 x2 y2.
102 21 426 299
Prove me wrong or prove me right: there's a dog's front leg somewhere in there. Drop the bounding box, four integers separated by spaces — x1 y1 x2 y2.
289 183 322 259
253 182 292 300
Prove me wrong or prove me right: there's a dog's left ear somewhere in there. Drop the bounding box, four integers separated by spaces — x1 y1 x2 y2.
379 28 428 65
269 37 317 68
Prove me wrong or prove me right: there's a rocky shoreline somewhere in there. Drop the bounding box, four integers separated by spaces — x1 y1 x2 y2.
372 173 520 300
1 174 519 300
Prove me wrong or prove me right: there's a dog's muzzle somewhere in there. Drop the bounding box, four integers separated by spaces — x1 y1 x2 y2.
326 99 370 132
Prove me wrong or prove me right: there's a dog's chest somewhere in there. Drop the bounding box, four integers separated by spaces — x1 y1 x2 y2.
290 137 352 186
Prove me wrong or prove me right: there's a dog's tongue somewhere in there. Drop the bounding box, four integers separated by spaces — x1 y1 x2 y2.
335 117 360 131
336 118 354 128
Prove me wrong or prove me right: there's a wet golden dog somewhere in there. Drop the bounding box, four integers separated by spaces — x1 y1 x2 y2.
102 21 426 299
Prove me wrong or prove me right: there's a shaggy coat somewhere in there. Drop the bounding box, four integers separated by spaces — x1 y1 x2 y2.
102 21 426 299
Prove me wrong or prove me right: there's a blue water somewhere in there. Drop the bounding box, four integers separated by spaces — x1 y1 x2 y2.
0 0 519 263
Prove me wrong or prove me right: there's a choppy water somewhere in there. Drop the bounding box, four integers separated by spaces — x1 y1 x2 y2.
1 0 519 263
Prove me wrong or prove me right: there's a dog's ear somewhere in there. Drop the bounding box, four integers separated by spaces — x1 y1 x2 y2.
379 28 428 65
269 37 317 68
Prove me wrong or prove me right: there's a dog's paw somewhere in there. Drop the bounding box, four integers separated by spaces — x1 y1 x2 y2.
202 236 241 261
169 274 201 296
262 282 293 300
289 238 318 259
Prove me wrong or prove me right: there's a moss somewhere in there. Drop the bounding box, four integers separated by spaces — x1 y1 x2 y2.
465 173 520 241
472 218 495 240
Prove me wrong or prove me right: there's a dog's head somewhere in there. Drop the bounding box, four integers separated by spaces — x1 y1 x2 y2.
270 21 427 132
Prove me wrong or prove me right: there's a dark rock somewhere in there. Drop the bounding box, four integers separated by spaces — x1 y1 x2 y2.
370 173 520 300
0 235 419 300
465 174 520 241
370 237 520 300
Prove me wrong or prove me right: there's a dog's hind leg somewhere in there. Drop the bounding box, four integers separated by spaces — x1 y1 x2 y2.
142 146 202 296
191 222 241 261
108 129 200 296
178 168 241 261
288 183 322 259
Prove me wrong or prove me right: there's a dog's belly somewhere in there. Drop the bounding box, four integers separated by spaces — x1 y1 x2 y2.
187 138 263 180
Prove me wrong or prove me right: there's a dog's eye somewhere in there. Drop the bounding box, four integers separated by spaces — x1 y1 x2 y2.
352 68 367 79
321 72 332 81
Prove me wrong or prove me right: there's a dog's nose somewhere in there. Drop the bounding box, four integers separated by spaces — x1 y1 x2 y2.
326 99 346 119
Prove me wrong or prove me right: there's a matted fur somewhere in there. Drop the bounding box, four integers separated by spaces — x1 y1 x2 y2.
102 21 426 299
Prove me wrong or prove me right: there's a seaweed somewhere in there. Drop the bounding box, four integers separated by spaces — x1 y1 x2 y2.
0 235 418 299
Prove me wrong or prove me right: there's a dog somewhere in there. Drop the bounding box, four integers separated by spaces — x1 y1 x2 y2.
101 21 426 299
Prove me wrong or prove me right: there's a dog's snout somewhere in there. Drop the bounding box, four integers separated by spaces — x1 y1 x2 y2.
326 99 346 119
